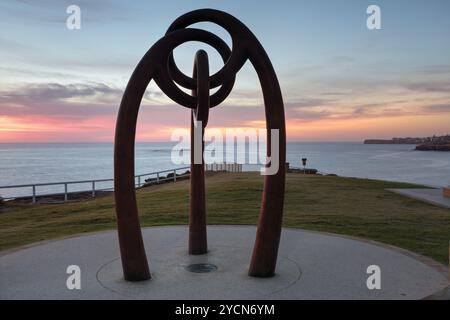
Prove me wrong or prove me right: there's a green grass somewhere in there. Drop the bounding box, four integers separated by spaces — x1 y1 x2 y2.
1 172 449 265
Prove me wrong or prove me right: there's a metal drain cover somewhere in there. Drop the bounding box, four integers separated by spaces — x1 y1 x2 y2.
185 263 218 273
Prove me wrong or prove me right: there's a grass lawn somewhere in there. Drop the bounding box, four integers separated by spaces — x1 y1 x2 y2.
1 172 449 265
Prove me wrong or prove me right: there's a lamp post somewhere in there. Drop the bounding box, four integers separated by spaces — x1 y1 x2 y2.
301 158 307 173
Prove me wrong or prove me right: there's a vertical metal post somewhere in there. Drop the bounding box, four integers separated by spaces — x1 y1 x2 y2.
64 183 68 202
92 181 95 198
188 50 209 255
138 176 141 188
173 169 177 182
156 172 160 183
32 185 36 204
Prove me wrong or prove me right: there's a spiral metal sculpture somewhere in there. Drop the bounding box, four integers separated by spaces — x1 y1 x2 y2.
114 9 286 281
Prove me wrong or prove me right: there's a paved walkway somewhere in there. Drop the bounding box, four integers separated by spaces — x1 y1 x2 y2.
1 226 448 299
388 188 450 208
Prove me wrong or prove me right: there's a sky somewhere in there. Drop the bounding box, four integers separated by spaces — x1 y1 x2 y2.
0 0 449 142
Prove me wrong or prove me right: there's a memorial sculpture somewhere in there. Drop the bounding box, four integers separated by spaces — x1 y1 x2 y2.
114 9 286 281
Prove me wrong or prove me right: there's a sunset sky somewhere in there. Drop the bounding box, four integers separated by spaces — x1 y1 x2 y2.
0 0 449 143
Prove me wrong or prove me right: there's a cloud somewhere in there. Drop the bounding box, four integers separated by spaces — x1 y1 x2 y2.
0 66 72 79
423 104 450 113
330 56 355 64
414 65 450 75
1 82 121 102
404 81 450 93
1 79 449 136
1 0 123 25
0 82 123 117
0 37 32 53
285 98 335 109
284 97 450 122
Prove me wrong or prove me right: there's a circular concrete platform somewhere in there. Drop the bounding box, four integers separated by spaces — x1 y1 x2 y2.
0 226 448 299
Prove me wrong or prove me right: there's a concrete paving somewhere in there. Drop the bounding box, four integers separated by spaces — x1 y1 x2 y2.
0 226 448 299
387 188 450 208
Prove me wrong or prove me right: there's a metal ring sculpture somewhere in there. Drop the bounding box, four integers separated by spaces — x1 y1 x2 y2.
114 9 286 281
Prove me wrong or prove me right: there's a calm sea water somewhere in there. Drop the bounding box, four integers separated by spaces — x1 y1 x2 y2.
0 142 449 199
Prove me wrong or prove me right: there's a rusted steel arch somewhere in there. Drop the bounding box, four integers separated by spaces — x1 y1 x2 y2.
167 8 286 277
115 28 231 281
114 9 286 281
152 29 235 108
166 10 248 91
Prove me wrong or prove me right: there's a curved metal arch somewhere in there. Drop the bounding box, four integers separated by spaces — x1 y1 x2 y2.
166 9 249 90
147 28 236 109
114 9 286 281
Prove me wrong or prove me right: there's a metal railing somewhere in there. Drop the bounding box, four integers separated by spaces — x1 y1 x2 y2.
205 163 242 172
0 166 190 203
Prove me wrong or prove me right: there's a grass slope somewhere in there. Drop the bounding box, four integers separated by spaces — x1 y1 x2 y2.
1 173 449 264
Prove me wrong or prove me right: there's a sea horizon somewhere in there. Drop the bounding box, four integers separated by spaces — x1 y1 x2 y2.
0 140 366 145
1 141 449 199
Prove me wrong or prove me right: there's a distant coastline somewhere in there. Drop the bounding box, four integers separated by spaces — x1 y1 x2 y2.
364 138 420 145
364 135 450 151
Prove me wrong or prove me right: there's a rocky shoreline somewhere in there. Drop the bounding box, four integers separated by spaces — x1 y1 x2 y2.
364 134 450 151
415 144 450 151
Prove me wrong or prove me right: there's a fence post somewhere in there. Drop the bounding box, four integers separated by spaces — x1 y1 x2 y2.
92 181 95 198
32 185 36 203
64 183 68 202
138 176 141 188
156 172 160 183
173 169 177 182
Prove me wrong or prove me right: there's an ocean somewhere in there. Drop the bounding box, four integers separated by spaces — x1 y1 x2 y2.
0 142 449 199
